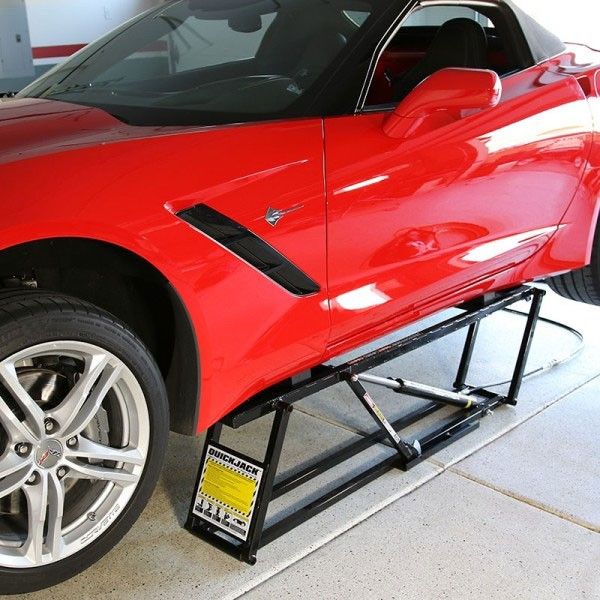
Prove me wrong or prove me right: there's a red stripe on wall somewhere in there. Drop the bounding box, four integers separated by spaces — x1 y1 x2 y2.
32 44 86 59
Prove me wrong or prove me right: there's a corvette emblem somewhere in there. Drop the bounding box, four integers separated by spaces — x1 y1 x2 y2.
265 205 303 227
35 439 63 469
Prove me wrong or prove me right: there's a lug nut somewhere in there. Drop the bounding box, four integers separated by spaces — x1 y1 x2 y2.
15 443 30 456
44 419 56 433
57 467 68 479
26 472 39 485
67 437 78 448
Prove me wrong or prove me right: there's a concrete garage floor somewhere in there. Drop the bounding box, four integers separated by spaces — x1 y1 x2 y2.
8 286 600 600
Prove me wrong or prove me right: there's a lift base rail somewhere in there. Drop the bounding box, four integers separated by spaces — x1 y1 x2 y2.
185 285 545 564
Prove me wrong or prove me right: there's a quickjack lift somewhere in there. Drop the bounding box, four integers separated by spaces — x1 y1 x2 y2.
186 285 545 564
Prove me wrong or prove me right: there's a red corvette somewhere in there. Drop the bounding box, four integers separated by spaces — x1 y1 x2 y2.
1 0 599 592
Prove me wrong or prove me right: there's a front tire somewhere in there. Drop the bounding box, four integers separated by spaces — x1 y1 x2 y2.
0 292 168 594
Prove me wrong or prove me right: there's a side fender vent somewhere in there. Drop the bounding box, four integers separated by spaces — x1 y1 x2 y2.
177 204 320 297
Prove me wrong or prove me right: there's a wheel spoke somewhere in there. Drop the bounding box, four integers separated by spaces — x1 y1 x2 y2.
0 362 45 441
48 351 111 435
0 451 30 480
0 463 34 499
68 437 145 466
45 472 66 561
0 395 37 444
22 473 48 565
62 364 123 439
66 460 139 486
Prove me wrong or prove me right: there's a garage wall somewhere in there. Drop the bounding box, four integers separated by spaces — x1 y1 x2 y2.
516 0 599 49
0 0 34 79
0 0 159 92
26 0 158 65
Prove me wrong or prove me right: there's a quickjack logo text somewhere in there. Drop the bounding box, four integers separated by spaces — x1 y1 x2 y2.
207 447 260 476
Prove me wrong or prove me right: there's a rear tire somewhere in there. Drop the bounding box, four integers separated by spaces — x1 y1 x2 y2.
548 221 600 305
0 291 168 594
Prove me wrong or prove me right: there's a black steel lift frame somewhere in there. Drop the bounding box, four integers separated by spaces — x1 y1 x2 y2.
186 285 545 564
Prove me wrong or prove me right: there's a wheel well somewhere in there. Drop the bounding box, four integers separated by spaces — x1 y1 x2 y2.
0 238 200 435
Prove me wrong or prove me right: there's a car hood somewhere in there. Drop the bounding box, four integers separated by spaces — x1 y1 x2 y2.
0 98 167 164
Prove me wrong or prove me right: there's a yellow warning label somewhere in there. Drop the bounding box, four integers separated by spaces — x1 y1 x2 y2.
200 459 257 516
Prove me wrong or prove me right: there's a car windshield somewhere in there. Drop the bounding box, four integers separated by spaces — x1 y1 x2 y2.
19 0 376 126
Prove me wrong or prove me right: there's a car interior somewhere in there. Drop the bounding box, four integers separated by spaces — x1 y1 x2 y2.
366 4 527 107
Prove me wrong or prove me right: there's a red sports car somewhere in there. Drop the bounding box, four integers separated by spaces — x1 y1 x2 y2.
1 0 599 592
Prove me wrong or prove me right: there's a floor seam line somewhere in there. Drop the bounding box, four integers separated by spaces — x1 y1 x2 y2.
294 406 368 436
448 468 600 533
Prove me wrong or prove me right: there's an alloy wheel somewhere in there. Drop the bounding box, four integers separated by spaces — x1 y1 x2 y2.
0 341 150 569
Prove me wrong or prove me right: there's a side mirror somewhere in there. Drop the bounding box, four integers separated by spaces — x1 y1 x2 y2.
383 68 502 140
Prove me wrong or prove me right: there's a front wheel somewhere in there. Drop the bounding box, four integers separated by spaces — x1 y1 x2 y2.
0 292 168 594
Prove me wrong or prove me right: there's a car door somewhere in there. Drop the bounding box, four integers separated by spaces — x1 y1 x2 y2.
324 7 593 348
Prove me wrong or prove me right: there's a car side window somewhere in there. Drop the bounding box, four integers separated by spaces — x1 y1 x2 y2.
364 4 521 109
